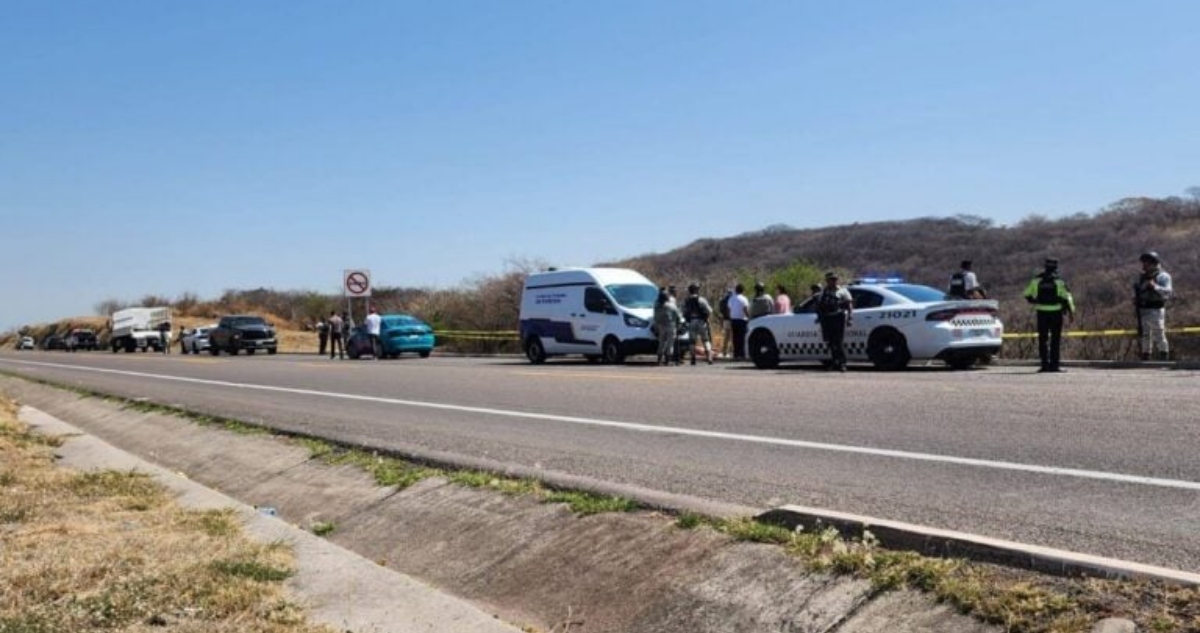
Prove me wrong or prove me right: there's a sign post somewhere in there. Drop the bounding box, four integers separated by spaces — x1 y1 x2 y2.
343 269 372 324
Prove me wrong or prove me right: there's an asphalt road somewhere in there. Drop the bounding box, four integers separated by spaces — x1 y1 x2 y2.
2 350 1197 573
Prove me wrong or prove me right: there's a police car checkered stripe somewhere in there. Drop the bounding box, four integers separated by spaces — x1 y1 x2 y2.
952 317 997 327
778 341 867 356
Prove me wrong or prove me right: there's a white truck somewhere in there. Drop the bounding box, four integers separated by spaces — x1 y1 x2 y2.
110 307 172 353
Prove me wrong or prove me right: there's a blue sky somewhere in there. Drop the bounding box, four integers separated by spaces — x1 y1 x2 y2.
3 1 1198 330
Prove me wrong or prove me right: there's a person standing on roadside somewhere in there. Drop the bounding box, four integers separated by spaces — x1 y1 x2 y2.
1023 258 1075 373
365 307 383 360
178 325 187 354
653 289 682 366
718 286 734 358
316 317 328 356
774 284 792 315
948 260 983 299
727 283 751 360
682 283 715 365
749 282 773 319
328 311 345 360
1133 251 1173 361
814 271 853 372
158 321 170 354
341 311 355 348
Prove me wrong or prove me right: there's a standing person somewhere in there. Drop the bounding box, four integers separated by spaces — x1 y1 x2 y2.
653 289 681 366
364 307 383 359
947 260 980 299
316 317 328 356
1023 258 1075 373
682 283 715 365
341 311 355 348
814 271 853 372
158 321 170 354
774 284 792 315
749 282 773 319
728 283 751 360
718 286 734 358
178 326 187 354
327 311 345 360
1133 251 1173 361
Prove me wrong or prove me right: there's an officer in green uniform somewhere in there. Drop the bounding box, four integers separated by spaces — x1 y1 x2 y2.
1023 258 1075 373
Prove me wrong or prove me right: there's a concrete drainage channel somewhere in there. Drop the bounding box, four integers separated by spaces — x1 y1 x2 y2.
0 376 1159 633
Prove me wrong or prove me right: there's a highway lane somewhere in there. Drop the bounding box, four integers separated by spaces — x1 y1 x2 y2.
2 350 1198 573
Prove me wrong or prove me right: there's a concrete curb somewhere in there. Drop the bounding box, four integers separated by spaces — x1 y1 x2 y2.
758 504 1200 587
19 406 522 633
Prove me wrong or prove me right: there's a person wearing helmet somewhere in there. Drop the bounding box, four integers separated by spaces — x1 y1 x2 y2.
749 281 773 319
682 283 715 365
1133 251 1174 361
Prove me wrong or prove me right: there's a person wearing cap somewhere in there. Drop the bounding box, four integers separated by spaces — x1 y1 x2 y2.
365 306 383 359
749 281 774 319
814 271 853 372
1023 258 1075 373
682 283 715 365
948 260 984 300
1133 251 1173 361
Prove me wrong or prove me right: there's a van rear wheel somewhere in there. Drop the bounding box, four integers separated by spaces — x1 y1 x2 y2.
525 338 546 364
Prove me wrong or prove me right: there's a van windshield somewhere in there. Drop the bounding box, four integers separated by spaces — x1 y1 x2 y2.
606 284 658 309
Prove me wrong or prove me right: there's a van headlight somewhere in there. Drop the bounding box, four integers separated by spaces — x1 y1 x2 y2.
623 314 649 328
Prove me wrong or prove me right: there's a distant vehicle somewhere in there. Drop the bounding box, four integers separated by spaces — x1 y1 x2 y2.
746 280 1004 371
17 336 35 350
208 315 278 356
181 325 217 354
345 314 435 360
110 307 172 353
42 335 65 351
518 267 658 364
64 328 98 352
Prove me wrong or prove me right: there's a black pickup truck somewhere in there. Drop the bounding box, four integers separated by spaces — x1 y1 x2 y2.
208 315 278 356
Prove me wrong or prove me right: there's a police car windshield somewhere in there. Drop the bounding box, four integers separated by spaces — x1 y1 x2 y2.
885 284 949 303
607 284 658 309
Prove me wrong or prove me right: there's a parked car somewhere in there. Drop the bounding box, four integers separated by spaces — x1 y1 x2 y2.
181 325 217 354
17 336 35 350
64 328 98 352
208 315 278 355
346 313 435 359
41 335 65 350
746 280 1003 371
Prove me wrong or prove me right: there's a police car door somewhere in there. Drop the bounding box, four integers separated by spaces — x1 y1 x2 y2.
846 288 884 359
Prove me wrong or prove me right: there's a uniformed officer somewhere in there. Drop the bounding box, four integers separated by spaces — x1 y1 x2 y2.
948 260 984 299
1133 251 1173 361
682 283 715 365
1023 258 1075 373
814 271 853 372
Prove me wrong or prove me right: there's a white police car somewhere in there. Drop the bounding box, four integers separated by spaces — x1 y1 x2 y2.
746 280 1003 370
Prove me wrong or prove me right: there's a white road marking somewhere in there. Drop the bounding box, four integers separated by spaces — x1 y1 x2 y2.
4 358 1199 491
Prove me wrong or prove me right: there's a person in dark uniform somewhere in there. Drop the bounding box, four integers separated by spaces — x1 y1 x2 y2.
1023 258 1075 373
814 271 853 372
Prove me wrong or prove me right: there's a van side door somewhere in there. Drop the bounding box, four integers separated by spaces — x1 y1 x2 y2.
565 286 615 353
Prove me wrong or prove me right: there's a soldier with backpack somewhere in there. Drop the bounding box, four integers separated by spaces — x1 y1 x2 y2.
683 283 715 365
948 260 985 299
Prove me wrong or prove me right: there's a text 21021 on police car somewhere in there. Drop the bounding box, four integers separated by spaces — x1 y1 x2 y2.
747 281 1003 370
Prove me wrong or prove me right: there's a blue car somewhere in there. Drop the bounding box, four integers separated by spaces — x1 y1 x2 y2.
346 314 436 359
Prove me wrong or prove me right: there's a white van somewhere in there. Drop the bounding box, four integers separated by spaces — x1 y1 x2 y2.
519 267 659 364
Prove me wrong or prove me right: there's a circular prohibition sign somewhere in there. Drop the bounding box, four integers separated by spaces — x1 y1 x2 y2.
345 271 370 295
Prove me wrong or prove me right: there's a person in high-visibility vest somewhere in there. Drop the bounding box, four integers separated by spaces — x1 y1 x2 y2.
1023 258 1075 373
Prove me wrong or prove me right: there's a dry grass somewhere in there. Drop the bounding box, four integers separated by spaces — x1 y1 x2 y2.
0 397 333 633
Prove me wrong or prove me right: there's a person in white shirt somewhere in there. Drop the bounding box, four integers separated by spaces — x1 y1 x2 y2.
727 283 751 360
364 307 383 360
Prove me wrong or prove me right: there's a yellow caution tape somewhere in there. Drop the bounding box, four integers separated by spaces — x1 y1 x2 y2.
1003 326 1200 339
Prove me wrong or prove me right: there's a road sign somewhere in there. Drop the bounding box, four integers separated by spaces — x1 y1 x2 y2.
343 269 371 297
